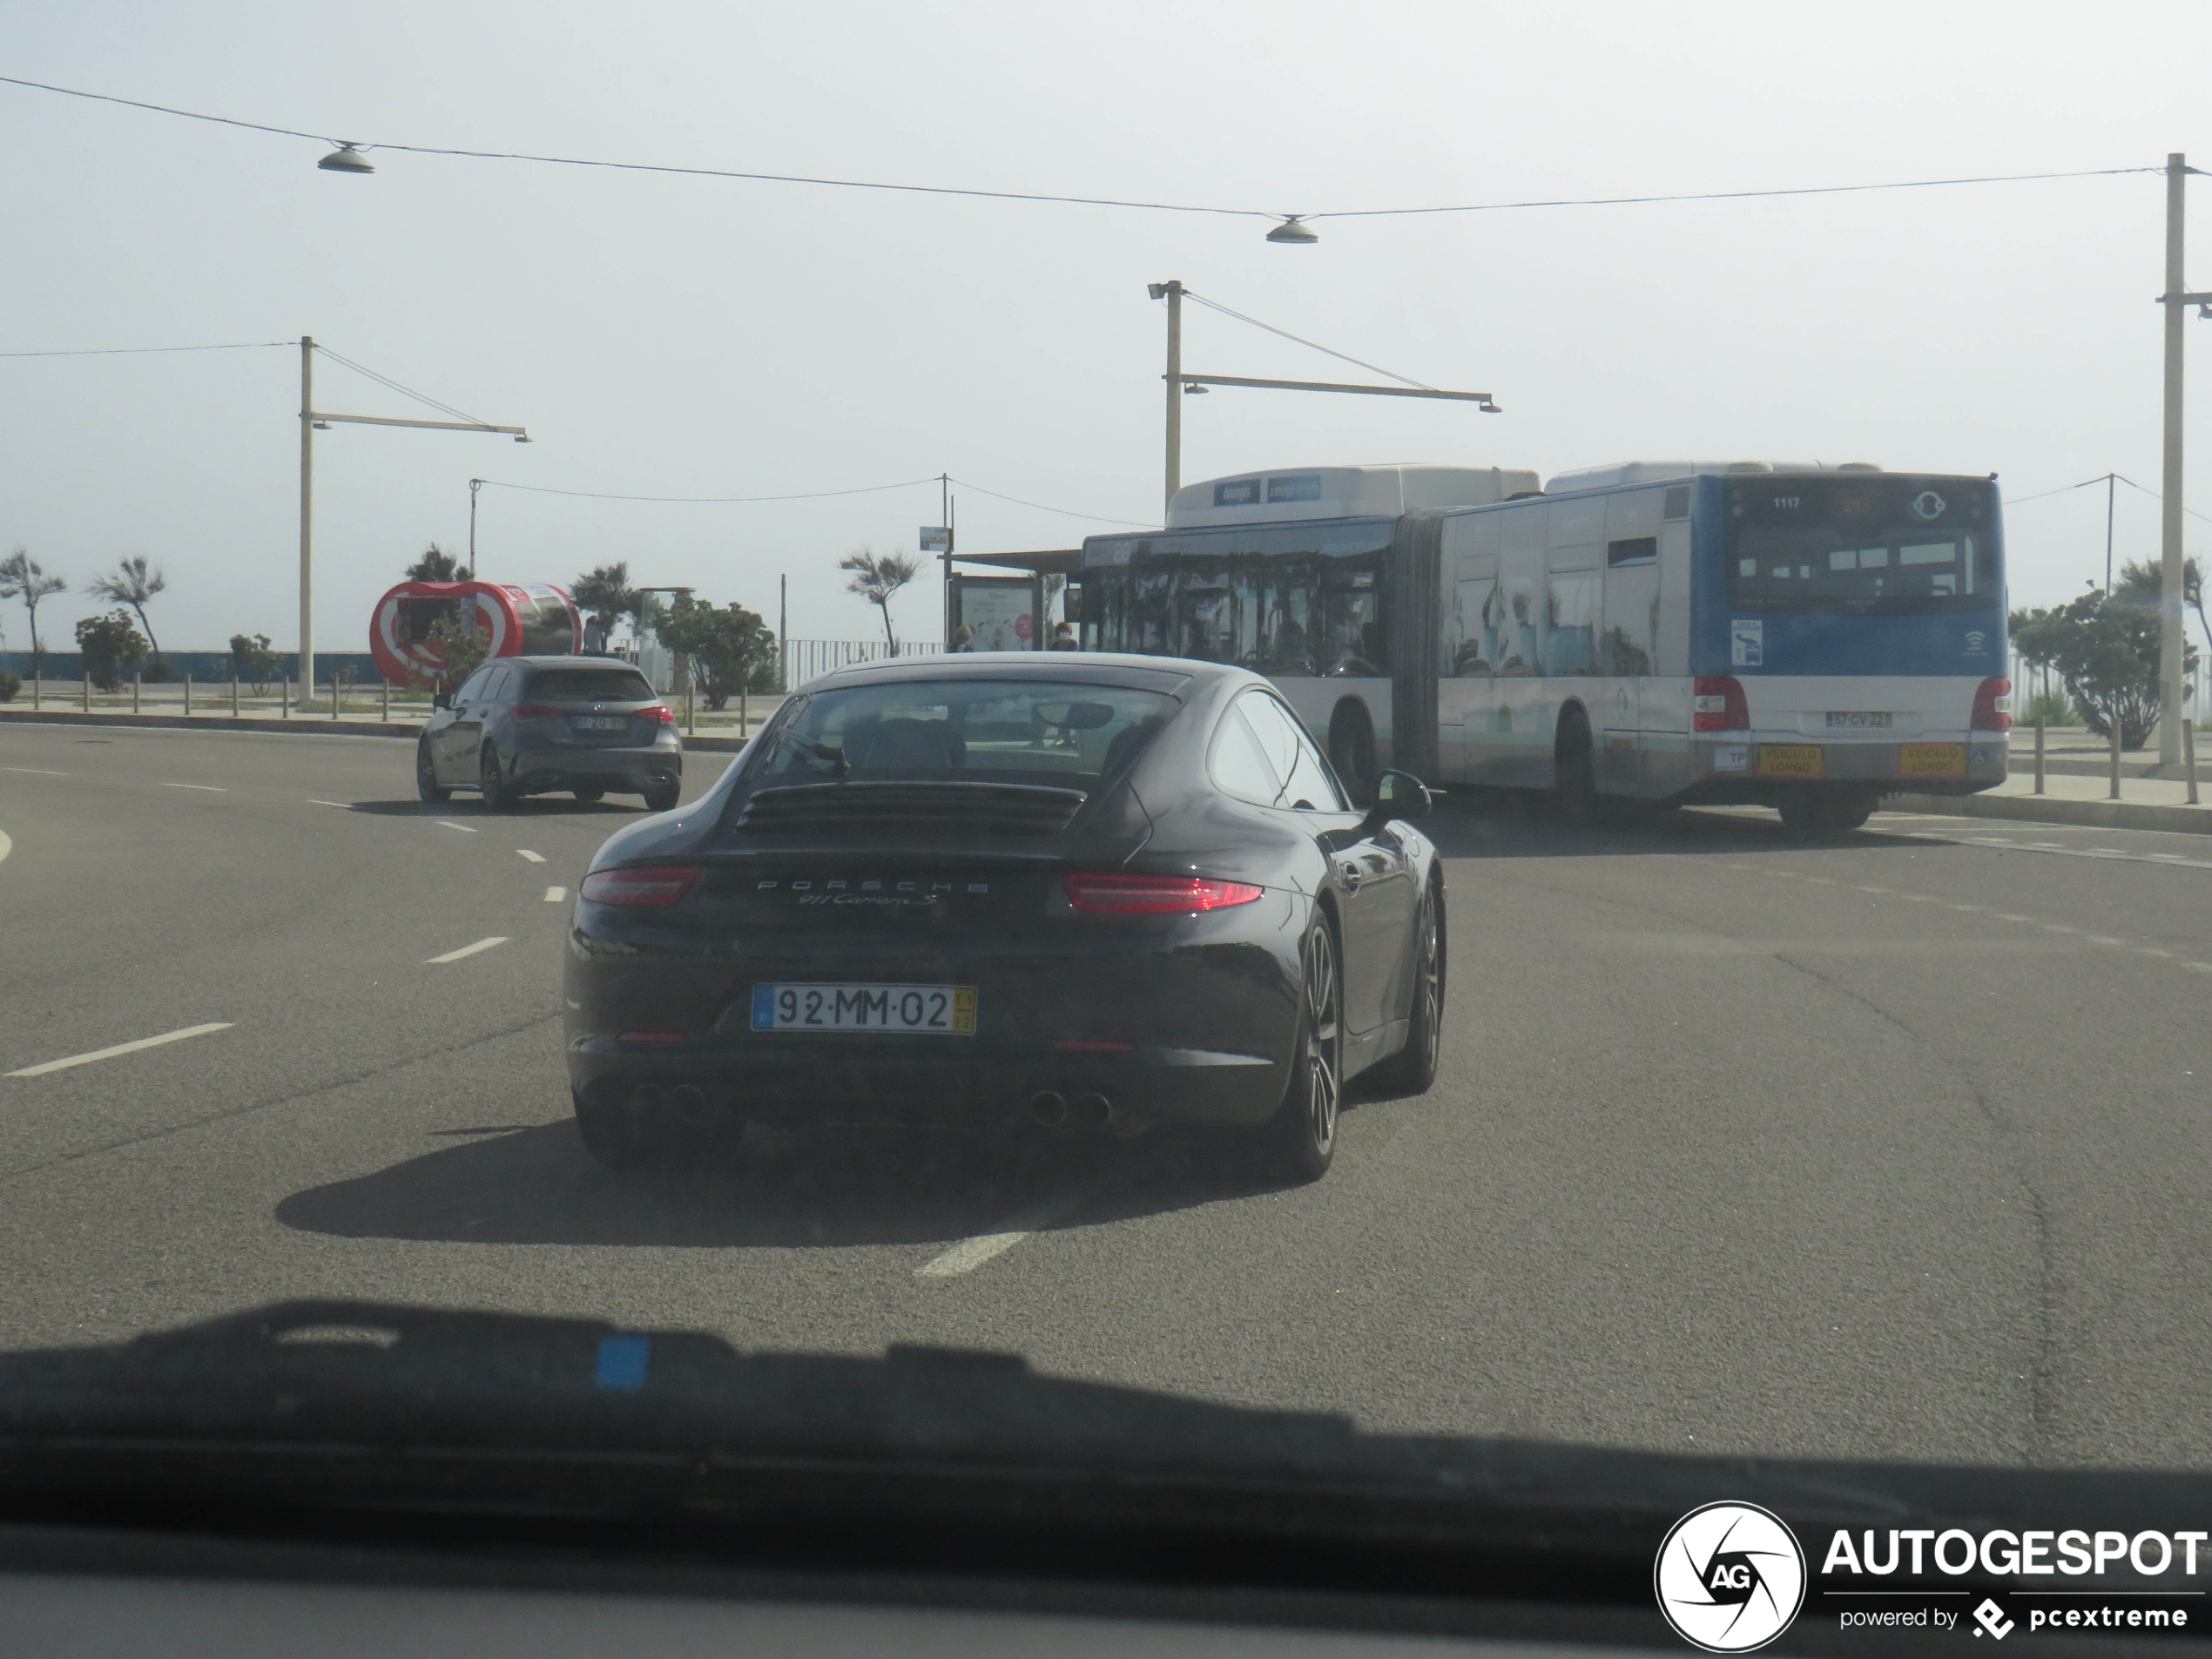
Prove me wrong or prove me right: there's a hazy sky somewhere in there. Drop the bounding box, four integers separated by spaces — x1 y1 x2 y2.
5 1 2212 656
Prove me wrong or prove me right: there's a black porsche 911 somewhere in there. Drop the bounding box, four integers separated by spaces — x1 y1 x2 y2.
563 653 1446 1181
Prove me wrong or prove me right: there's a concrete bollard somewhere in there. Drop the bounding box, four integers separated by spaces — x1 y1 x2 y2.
381 678 389 722
2188 719 2202 807
2033 716 2045 795
184 674 192 717
132 673 141 715
282 678 290 718
2109 717 2123 800
231 676 239 716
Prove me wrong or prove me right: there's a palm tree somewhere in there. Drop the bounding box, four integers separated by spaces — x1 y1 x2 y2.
406 543 472 583
86 556 168 662
0 549 66 675
840 549 921 651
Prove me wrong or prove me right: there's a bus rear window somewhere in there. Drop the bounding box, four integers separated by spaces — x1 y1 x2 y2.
1728 529 1990 613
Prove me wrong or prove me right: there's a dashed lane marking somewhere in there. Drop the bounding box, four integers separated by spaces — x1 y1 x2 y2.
915 1195 1082 1279
0 767 66 776
516 849 546 863
434 820 478 833
425 936 509 965
543 887 566 903
6 1022 233 1078
307 799 353 808
160 783 225 792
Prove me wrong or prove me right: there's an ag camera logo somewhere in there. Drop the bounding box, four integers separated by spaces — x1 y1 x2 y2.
1656 1501 1806 1652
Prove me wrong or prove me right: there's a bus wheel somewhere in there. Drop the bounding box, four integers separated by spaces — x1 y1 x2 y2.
1554 707 1597 826
1824 786 1877 832
1329 702 1378 806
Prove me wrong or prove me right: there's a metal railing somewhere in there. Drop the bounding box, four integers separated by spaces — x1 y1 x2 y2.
778 638 944 687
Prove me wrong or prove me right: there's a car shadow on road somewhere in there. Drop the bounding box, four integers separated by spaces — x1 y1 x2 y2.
1422 790 1953 861
274 1117 1289 1251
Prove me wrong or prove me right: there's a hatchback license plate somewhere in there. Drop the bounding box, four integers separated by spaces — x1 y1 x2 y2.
1825 711 1892 728
574 715 624 731
752 983 976 1035
1899 742 1966 777
1757 744 1824 778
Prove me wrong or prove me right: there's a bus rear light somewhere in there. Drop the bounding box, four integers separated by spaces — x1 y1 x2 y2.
1972 677 2013 732
1064 873 1264 914
580 866 698 906
1692 676 1750 732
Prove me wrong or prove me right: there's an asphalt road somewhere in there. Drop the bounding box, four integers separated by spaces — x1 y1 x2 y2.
3 721 2210 1473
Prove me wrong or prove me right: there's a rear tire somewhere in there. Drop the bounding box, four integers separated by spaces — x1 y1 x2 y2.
1366 883 1442 1097
415 738 449 804
478 745 513 812
572 786 604 803
1245 916 1343 1183
642 782 681 813
1554 707 1597 826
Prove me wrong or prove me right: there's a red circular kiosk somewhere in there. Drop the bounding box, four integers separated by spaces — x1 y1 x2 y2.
370 582 582 685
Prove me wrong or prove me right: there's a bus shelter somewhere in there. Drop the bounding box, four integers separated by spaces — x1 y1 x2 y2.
947 550 1079 650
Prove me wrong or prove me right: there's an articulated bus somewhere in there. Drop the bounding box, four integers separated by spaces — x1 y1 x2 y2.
1076 461 2010 829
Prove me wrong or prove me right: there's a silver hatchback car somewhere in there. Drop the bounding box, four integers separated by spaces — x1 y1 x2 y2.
416 655 684 812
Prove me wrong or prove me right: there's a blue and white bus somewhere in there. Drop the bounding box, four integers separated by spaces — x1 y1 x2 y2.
1076 460 2010 829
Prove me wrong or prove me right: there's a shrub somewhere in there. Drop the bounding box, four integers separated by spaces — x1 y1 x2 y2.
76 610 147 691
228 632 279 695
0 671 19 703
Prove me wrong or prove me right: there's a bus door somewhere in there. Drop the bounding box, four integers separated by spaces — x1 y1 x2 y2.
1600 489 1665 796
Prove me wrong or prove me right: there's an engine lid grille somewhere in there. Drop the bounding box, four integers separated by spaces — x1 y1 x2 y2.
733 781 1088 838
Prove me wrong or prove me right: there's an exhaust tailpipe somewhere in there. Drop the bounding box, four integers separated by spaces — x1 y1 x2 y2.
629 1082 665 1119
1028 1090 1069 1127
1073 1092 1114 1130
671 1084 711 1126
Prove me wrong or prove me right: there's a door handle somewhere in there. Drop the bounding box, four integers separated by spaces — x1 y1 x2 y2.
1339 863 1363 891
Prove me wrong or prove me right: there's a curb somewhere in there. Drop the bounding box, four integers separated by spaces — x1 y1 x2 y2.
0 708 755 753
1889 790 2212 836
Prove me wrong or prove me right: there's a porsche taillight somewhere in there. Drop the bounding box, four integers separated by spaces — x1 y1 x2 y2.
1972 676 2013 732
1693 675 1750 732
1063 873 1264 914
579 866 698 906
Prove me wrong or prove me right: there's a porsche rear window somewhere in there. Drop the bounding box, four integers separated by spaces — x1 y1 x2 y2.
760 679 1175 780
524 667 657 701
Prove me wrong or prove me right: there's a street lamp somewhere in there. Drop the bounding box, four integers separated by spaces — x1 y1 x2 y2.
2157 152 2212 764
1265 216 1318 245
295 335 528 698
1146 280 1500 511
317 144 374 174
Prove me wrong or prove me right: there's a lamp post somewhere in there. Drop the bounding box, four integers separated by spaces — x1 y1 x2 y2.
2157 155 2212 763
295 335 529 698
1145 283 1501 515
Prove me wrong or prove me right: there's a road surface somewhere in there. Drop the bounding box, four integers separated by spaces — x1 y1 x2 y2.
3 720 2209 1472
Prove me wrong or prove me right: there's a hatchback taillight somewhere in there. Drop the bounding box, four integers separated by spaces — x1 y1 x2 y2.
644 704 677 725
1692 675 1750 732
1064 873 1264 914
509 703 564 721
1972 676 2013 732
579 866 698 906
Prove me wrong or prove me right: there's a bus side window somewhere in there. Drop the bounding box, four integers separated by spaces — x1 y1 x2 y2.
1451 577 1494 677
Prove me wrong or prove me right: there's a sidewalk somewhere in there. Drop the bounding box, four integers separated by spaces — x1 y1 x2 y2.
1892 769 2212 834
0 704 771 754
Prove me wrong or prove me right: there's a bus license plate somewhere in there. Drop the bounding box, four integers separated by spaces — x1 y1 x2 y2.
1757 745 1824 778
1825 711 1892 728
1899 743 1966 777
752 983 976 1035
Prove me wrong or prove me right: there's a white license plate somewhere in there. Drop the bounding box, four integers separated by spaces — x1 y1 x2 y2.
574 715 624 730
752 982 977 1035
1824 711 1893 728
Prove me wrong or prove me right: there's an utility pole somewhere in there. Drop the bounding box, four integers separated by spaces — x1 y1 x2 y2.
469 478 483 578
2161 155 2190 763
779 573 787 688
2106 471 2116 591
299 336 316 698
1153 280 1184 512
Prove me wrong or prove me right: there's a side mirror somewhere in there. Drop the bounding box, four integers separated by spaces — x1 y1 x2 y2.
433 691 452 711
1362 768 1433 829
